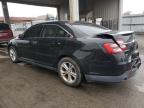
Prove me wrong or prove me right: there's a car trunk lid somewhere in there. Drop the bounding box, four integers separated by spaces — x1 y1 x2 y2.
96 31 138 57
96 31 141 69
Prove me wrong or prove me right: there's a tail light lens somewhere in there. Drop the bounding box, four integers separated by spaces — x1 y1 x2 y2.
103 39 128 55
117 39 128 51
0 29 13 37
103 43 122 54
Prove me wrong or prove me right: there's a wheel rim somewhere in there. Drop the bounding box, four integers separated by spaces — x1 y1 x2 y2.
60 62 77 83
9 48 16 61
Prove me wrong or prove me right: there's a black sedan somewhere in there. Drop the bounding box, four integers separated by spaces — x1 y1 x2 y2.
8 21 141 87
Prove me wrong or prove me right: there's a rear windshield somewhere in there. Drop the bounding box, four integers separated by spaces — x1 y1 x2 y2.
0 23 10 30
67 23 111 38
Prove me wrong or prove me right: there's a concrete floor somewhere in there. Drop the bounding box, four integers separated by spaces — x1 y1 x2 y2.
0 36 144 108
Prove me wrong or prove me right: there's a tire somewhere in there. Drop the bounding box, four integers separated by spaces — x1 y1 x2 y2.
58 57 82 87
9 46 19 63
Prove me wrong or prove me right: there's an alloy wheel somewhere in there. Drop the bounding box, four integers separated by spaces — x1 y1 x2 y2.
9 48 16 61
60 62 77 84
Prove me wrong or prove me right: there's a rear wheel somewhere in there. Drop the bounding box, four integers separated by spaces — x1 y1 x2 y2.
9 46 19 63
58 57 82 87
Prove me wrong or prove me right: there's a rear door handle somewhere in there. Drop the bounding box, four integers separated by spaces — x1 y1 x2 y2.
31 41 38 44
57 42 61 45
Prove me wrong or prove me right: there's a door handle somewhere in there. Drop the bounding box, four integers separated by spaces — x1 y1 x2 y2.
31 41 38 44
57 42 61 45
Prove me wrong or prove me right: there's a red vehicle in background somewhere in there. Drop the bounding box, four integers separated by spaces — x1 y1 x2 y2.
0 23 13 44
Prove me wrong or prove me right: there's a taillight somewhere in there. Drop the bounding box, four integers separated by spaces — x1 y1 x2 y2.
0 29 13 37
103 43 123 54
4 29 12 35
103 39 128 55
117 39 128 51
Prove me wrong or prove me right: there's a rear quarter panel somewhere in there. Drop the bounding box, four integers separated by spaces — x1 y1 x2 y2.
57 37 116 74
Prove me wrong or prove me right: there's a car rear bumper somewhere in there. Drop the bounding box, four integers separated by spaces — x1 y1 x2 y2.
0 41 9 44
0 38 13 44
85 58 141 83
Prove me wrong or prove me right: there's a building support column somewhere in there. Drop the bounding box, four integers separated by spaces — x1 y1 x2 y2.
118 0 123 30
69 0 79 21
1 1 11 25
57 7 60 20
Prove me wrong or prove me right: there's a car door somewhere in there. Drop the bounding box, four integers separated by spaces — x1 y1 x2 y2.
17 24 43 61
35 24 68 67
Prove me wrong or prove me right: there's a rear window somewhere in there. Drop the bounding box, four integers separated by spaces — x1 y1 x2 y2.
0 23 10 30
66 23 111 38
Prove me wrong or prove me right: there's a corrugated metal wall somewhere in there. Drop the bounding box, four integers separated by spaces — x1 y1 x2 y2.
80 0 119 30
121 15 144 33
60 0 120 30
93 0 119 20
93 0 119 30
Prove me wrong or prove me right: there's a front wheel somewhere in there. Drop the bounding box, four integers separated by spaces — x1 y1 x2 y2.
58 57 82 87
9 46 19 63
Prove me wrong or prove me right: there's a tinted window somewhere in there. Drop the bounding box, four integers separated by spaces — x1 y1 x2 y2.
66 23 111 37
56 26 67 37
42 25 67 37
24 24 43 38
0 23 10 30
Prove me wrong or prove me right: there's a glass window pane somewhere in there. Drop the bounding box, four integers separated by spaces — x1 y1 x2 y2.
24 25 42 38
43 25 67 37
43 25 56 37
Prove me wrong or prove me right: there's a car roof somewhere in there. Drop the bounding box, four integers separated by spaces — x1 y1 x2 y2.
35 21 68 25
35 21 109 30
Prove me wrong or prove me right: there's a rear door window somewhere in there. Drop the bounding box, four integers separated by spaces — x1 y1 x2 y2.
42 25 56 37
42 25 67 38
66 23 111 37
24 24 43 38
56 26 67 37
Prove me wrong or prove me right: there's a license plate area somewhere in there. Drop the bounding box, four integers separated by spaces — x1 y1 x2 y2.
131 57 141 71
127 49 141 70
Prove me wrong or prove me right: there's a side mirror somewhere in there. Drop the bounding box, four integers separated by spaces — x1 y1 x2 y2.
18 34 24 38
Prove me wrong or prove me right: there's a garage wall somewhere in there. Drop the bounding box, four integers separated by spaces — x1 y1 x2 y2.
121 15 144 34
79 0 120 30
93 0 119 30
93 0 119 20
59 0 120 30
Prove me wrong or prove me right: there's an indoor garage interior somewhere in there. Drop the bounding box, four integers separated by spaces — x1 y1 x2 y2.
1 0 122 30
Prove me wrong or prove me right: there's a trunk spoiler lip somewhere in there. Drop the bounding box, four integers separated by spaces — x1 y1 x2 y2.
110 31 134 36
94 31 134 38
95 31 135 47
98 31 134 36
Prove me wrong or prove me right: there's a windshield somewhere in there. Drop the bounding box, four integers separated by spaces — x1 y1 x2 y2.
67 23 111 38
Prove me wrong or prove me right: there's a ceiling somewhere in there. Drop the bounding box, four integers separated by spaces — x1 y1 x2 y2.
1 0 68 7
